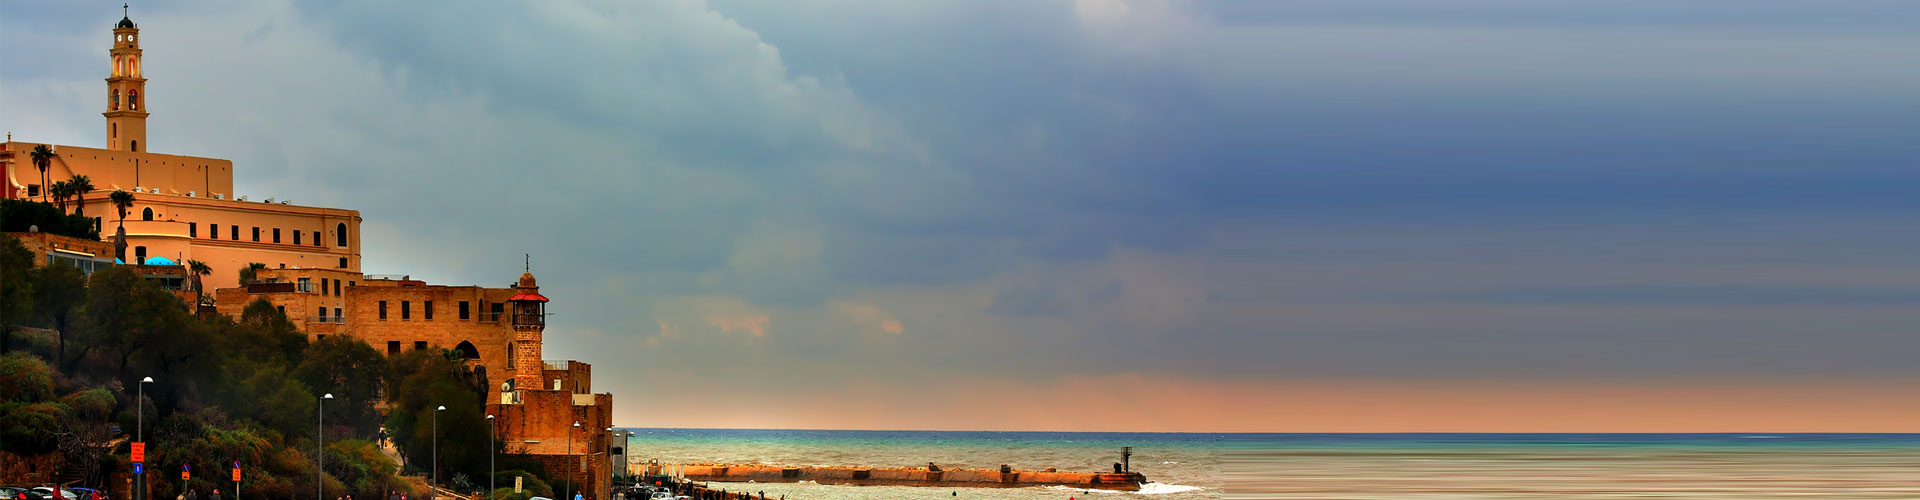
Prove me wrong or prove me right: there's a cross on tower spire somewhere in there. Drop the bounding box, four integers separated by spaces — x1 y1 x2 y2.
525 253 531 272
124 4 129 17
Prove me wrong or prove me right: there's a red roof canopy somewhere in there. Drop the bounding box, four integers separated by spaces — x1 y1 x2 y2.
508 292 549 302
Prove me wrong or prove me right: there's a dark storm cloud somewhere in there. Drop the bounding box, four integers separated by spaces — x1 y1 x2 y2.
7 0 1920 430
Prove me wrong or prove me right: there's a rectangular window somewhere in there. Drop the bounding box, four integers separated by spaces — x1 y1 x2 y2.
252 227 260 242
276 305 285 315
425 301 434 320
401 301 411 320
273 228 281 243
491 303 505 321
231 225 239 240
210 224 219 239
320 278 329 296
294 230 302 245
459 301 471 320
316 334 326 341
27 185 39 197
316 306 324 319
388 341 401 355
189 222 197 238
314 231 323 247
298 277 311 293
378 301 388 320
334 307 342 319
334 280 342 296
338 257 348 268
414 341 428 351
95 217 103 232
134 246 146 264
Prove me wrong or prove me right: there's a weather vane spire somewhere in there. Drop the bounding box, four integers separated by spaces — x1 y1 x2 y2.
525 253 531 272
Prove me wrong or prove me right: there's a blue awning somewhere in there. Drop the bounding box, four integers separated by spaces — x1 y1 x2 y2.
144 256 176 265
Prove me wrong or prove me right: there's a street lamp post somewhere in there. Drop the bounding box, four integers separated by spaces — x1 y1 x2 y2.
486 415 496 499
565 421 580 500
604 427 615 492
318 393 332 500
433 405 446 491
137 377 153 500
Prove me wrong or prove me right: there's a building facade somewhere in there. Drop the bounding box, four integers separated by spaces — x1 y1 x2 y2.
0 11 362 292
7 11 615 498
214 269 615 499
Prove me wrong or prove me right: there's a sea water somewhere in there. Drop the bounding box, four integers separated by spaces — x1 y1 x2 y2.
622 430 1920 499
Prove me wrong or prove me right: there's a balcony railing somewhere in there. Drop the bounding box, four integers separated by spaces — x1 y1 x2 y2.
513 313 545 326
308 316 346 324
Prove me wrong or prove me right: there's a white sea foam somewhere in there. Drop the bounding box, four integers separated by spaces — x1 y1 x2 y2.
1133 483 1203 495
1043 483 1203 495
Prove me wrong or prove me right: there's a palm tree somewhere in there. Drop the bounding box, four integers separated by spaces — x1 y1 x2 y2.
187 260 212 313
67 174 95 217
110 190 135 264
238 262 267 285
29 144 55 202
49 180 72 213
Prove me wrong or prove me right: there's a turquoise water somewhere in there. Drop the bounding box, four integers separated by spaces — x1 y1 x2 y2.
620 431 1920 499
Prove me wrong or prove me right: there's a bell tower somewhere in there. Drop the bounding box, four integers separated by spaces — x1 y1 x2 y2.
104 4 148 152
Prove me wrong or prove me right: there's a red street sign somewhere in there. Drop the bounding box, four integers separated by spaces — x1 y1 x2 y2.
233 461 241 482
131 443 145 463
182 463 190 481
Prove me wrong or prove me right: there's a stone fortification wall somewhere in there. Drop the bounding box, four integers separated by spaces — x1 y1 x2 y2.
670 464 1145 491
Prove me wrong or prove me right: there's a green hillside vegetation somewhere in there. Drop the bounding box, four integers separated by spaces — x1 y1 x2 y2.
0 233 557 498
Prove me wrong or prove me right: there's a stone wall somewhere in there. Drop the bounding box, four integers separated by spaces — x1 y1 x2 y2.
0 451 64 485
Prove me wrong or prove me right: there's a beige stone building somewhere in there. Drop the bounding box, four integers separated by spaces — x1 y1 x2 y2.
1 12 362 293
8 11 615 498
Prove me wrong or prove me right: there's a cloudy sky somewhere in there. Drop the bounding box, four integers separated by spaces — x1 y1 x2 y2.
7 0 1920 432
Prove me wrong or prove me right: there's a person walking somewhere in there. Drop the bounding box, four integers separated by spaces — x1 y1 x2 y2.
209 489 221 500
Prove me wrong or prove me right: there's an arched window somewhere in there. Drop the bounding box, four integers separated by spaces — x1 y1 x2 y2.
128 90 138 110
111 89 120 110
130 140 137 152
454 341 481 360
141 207 153 221
336 223 348 247
112 123 118 138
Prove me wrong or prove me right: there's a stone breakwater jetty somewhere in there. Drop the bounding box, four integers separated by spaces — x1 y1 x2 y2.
659 464 1148 491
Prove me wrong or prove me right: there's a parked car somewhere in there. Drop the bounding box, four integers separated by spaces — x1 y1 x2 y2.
30 488 78 500
66 488 105 500
0 487 31 500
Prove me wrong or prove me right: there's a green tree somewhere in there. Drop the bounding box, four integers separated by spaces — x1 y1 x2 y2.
67 174 94 217
0 353 63 453
29 144 54 203
0 235 33 354
32 264 85 368
0 200 99 240
386 349 493 487
299 335 388 435
69 267 202 400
